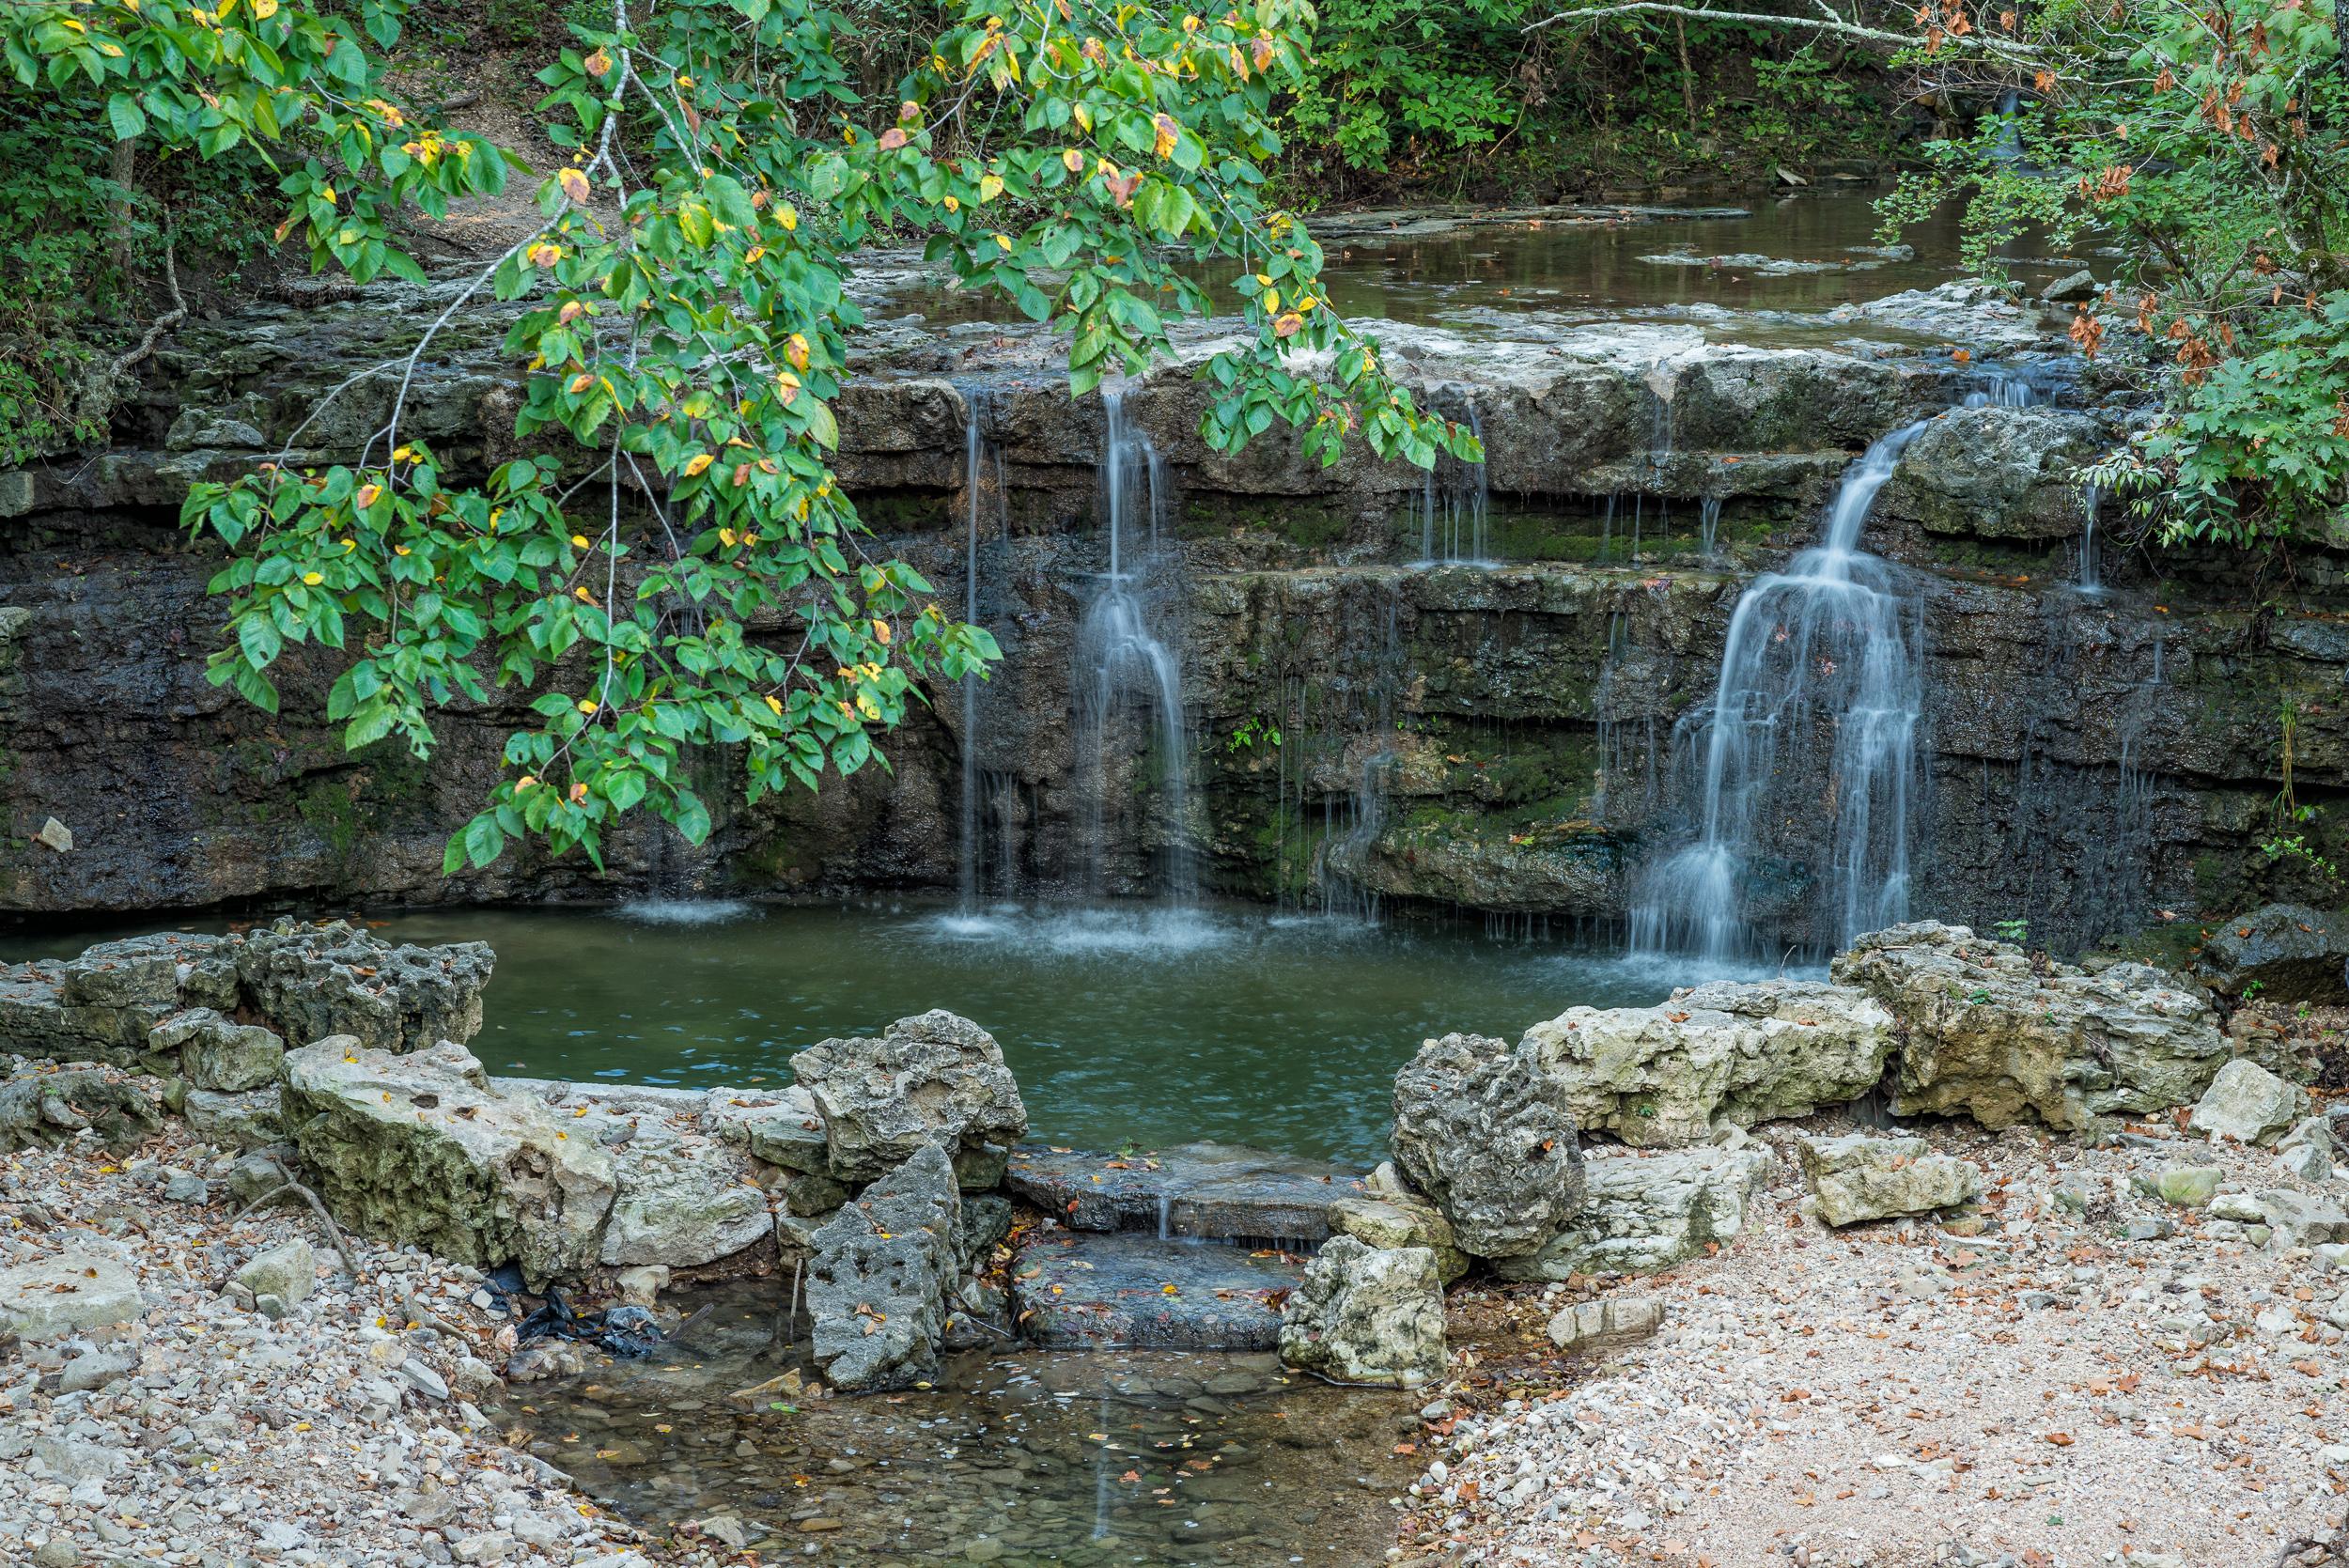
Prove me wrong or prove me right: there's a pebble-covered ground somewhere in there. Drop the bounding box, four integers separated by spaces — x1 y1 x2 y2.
0 1125 708 1568
1399 1113 2349 1567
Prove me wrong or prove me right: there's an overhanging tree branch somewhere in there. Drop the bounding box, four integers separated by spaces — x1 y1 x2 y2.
1520 1 2047 63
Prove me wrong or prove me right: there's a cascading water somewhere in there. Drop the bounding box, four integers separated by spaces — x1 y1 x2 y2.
1628 418 1934 961
2077 483 2104 594
957 389 1006 915
1412 396 1491 566
1072 387 1195 901
1697 494 1724 560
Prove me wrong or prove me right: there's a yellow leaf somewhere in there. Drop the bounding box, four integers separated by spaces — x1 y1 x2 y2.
994 233 1013 253
251 0 277 17
682 453 714 476
355 484 382 508
1062 148 1084 173
558 167 591 204
779 204 799 232
301 572 323 585
574 586 596 603
764 694 784 716
570 534 590 549
577 698 599 714
873 618 892 644
786 334 810 371
979 174 1005 201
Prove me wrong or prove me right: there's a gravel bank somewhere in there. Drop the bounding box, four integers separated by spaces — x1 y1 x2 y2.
1406 1116 2349 1567
0 1121 700 1568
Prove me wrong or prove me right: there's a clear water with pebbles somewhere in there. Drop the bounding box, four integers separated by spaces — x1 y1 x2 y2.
491 1281 1420 1567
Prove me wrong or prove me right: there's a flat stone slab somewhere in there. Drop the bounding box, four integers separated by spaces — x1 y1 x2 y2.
1004 1141 1366 1245
1009 1230 1302 1351
0 1249 144 1343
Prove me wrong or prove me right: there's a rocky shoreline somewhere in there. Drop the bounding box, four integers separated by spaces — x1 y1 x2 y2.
5 913 2346 1565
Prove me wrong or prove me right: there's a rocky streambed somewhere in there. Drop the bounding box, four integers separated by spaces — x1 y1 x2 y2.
7 908 2347 1565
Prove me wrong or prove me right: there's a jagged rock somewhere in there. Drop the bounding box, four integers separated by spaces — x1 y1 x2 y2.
0 1064 164 1151
182 1085 285 1149
956 1192 1014 1271
1004 1141 1363 1243
2279 1117 2337 1182
0 1249 143 1343
1330 1198 1469 1285
789 1011 1026 1188
235 1239 317 1307
2192 904 2349 1004
597 1125 773 1269
805 1143 961 1391
1797 1132 1983 1228
1886 404 2107 541
0 934 221 1061
1548 1295 1665 1351
282 1037 614 1283
1008 1229 1300 1351
151 1008 285 1093
2258 1189 2349 1248
2040 269 2100 303
1496 1143 1772 1280
2189 1058 2312 1147
1391 1032 1586 1260
1835 922 2229 1131
1519 979 1892 1148
236 920 493 1054
1278 1235 1447 1389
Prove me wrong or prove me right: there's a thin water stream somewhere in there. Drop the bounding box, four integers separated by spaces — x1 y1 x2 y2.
488 1281 1420 1566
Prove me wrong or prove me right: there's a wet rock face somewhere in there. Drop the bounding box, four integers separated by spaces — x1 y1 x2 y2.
1008 1228 1300 1351
2191 904 2349 1005
1278 1235 1447 1389
1834 922 2230 1130
1003 1142 1365 1245
790 1010 1027 1188
1885 404 2104 539
805 1142 962 1391
1519 979 1893 1148
282 1038 616 1285
1389 1032 1587 1260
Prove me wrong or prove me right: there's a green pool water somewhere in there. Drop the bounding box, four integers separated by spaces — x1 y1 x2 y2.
366 900 1737 1164
7 899 1783 1162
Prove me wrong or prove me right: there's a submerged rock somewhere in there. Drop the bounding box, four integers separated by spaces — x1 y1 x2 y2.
2192 904 2349 1005
283 1038 614 1283
1520 979 1892 1148
790 1010 1026 1188
1278 1235 1447 1389
1496 1142 1772 1280
2188 1058 2311 1148
1797 1132 1983 1228
1008 1229 1300 1351
805 1143 962 1391
1391 1032 1586 1260
1004 1141 1363 1244
1835 922 2228 1130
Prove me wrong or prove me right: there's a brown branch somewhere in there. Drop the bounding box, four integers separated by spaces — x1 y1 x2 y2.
1520 1 2046 62
109 239 186 379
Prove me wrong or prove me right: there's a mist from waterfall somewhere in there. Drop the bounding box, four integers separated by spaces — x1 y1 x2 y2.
1072 387 1195 902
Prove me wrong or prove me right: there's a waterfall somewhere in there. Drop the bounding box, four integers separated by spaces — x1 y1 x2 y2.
1073 387 1194 900
1628 418 1933 960
1698 494 1723 560
1317 750 1393 923
1412 396 1490 565
2077 484 2103 594
957 390 1005 914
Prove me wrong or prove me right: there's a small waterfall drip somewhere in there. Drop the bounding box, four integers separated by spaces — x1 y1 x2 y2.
1593 607 1659 829
1697 494 1723 561
2077 484 2103 594
1316 750 1394 922
957 390 1007 914
1629 418 1934 960
1412 396 1490 565
1073 387 1194 901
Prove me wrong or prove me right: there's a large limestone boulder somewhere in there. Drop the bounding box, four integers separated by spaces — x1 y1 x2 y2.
1797 1133 1983 1228
236 920 493 1054
1497 1143 1772 1281
1331 1163 1469 1284
151 1008 284 1093
2188 1058 2311 1147
1391 1032 1586 1260
0 1249 144 1343
790 1010 1026 1188
1886 404 2106 540
1835 922 2229 1130
2192 904 2349 1005
181 1086 284 1149
0 933 222 1062
282 1037 614 1283
1520 979 1892 1148
1278 1235 1447 1389
806 1143 961 1391
596 1124 774 1268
